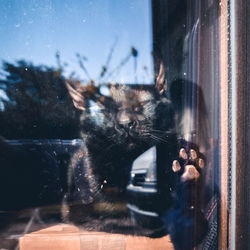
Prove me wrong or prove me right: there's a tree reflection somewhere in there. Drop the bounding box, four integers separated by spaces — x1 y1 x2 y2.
0 60 81 139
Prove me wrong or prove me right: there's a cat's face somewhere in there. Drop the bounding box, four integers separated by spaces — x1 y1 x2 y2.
109 85 157 149
66 81 173 152
65 64 171 151
65 83 173 150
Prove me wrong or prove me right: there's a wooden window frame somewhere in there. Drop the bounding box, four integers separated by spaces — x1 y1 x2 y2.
220 0 250 249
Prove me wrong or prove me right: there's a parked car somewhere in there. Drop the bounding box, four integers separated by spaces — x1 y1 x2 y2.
126 146 164 230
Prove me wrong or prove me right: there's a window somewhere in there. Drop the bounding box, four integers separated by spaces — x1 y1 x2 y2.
0 1 249 249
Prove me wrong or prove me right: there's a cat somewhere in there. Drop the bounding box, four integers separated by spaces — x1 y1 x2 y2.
62 63 179 232
63 65 214 247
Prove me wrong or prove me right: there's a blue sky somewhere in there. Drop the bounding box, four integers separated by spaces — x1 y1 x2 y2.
0 0 153 84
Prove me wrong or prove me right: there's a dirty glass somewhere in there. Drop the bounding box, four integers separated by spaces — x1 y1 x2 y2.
0 1 243 249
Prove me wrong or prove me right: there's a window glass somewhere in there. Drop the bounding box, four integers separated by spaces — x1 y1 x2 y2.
0 1 235 249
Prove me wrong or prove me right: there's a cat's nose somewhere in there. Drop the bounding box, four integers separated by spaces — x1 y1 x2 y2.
121 120 137 132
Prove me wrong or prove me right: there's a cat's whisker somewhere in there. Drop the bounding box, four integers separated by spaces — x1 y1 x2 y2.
149 129 173 134
149 131 168 135
148 133 169 143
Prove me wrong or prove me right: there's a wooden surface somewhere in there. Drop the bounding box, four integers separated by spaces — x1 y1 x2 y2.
19 224 174 250
218 1 229 249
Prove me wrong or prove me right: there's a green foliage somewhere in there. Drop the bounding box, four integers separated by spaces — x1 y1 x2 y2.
0 60 81 139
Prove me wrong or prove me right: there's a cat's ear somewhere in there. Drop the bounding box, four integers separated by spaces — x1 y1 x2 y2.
65 81 87 111
156 62 167 95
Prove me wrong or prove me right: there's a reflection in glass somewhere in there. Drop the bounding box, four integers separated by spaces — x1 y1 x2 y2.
0 1 230 250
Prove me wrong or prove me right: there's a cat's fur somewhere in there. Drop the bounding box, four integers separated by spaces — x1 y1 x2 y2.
63 64 177 231
63 68 212 246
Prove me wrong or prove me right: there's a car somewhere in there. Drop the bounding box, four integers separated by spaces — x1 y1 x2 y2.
126 146 164 230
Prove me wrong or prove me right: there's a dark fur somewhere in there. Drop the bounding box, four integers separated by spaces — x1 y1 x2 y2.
63 82 176 227
64 78 213 247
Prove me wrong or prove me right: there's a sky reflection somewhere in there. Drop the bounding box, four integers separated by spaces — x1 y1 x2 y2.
0 0 153 84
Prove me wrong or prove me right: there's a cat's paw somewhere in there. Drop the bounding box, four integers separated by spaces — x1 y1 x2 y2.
172 142 205 182
164 141 208 248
